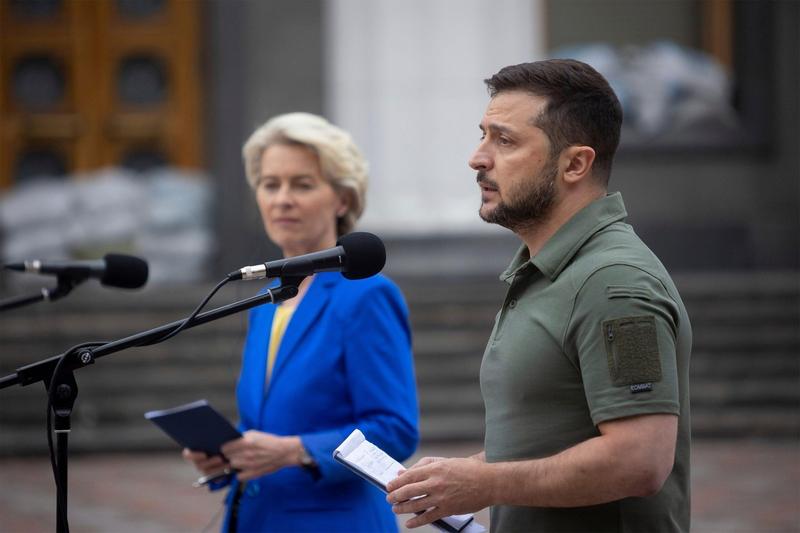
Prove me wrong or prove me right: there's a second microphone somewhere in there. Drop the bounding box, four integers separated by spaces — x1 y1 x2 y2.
227 231 386 281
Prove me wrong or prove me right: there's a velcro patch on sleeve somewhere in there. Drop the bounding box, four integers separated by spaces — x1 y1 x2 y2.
602 315 662 387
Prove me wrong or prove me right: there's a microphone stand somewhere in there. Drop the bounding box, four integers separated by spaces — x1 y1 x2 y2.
0 279 302 533
0 275 86 313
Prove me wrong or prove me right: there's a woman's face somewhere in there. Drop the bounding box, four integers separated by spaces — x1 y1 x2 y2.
255 143 347 257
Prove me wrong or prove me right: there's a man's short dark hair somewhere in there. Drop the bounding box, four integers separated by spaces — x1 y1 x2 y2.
485 59 623 184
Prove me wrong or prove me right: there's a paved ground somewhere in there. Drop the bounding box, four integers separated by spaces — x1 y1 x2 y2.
0 440 797 533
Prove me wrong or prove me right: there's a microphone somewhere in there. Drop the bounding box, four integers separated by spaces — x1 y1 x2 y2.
4 253 149 289
228 231 386 281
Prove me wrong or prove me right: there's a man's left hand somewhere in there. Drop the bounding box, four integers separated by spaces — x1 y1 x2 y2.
386 457 493 528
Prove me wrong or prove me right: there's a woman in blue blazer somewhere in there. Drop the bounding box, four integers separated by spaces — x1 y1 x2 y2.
184 113 419 532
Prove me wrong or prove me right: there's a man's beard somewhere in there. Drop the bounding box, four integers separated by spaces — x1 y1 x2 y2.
477 158 559 232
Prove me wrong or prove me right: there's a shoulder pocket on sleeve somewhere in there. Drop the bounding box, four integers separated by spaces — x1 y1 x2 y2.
602 315 662 387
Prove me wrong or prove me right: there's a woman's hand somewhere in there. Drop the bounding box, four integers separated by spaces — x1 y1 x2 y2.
182 448 229 476
221 430 304 481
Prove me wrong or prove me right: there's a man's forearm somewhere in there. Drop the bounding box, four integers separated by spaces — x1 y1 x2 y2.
485 416 676 508
485 437 636 507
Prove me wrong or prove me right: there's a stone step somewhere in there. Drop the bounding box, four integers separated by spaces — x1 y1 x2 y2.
5 404 797 454
691 351 799 378
689 379 799 407
671 271 799 295
688 326 799 350
0 422 217 455
5 364 796 421
409 300 799 331
0 316 243 345
418 384 484 413
411 331 492 356
0 384 237 423
681 300 798 323
3 329 795 381
5 342 794 392
0 338 245 367
8 405 795 454
3 342 792 395
2 290 794 337
690 407 800 439
414 355 483 385
418 412 486 443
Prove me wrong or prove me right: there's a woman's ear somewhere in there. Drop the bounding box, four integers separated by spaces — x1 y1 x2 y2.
561 145 596 185
336 190 351 218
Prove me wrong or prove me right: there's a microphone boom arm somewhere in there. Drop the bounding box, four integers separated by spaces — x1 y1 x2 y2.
0 274 86 313
0 283 299 390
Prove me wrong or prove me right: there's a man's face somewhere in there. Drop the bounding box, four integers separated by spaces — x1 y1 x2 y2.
469 90 560 232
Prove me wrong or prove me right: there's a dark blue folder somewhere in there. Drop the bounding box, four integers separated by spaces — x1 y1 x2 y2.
144 399 241 455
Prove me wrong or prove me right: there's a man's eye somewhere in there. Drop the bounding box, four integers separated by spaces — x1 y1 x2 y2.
498 137 511 146
261 181 280 191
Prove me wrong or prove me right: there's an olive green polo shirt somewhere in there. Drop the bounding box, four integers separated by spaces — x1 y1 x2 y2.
480 192 692 533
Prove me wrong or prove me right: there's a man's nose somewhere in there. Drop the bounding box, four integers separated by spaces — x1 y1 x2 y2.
468 145 492 171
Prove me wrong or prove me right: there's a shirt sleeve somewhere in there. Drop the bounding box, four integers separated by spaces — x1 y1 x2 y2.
566 264 682 425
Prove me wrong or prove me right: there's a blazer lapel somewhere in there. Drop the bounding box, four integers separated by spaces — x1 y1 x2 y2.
267 272 340 387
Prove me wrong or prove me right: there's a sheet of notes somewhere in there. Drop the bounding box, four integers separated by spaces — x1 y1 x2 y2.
347 440 404 487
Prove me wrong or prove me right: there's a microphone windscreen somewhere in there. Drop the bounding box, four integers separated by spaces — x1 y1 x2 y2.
337 232 386 280
101 254 149 289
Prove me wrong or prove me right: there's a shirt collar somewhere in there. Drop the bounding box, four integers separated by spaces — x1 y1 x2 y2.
500 192 628 283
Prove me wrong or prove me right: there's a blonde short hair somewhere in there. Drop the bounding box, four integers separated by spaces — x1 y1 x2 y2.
242 112 368 236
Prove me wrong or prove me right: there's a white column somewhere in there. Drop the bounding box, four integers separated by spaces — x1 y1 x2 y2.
324 0 545 235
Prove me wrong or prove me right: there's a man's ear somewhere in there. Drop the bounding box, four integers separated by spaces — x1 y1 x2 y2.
560 145 596 185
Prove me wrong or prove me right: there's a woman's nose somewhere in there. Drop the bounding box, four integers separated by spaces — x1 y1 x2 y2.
273 184 293 205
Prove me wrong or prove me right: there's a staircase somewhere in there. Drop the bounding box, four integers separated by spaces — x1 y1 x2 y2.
676 272 800 439
0 271 797 455
402 276 501 442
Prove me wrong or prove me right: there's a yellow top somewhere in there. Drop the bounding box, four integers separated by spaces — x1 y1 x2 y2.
266 305 295 384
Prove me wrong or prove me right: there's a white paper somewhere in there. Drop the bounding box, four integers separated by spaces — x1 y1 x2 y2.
334 429 486 532
344 439 406 488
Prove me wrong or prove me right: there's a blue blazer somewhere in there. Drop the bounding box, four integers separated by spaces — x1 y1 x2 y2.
220 272 419 533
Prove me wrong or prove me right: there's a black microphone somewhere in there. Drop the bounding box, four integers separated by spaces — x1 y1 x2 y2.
228 232 386 281
4 253 149 289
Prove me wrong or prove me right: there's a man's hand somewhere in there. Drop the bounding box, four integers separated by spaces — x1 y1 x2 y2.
221 430 301 481
386 456 494 529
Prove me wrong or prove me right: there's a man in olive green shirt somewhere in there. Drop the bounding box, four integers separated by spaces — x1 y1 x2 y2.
387 59 692 532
